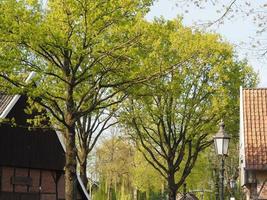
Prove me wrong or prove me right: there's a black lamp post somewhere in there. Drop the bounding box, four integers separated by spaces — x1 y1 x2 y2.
214 120 230 200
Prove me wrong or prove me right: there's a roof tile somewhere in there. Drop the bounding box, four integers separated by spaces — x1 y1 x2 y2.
243 88 267 170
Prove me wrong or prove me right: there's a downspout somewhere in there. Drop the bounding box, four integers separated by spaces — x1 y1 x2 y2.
239 86 246 186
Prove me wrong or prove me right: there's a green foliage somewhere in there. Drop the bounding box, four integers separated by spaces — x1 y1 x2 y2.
0 1 258 199
94 136 167 200
131 150 164 193
120 18 257 199
95 136 135 200
0 1 154 199
0 0 154 126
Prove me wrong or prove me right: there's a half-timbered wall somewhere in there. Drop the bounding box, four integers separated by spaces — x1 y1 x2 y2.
0 166 82 200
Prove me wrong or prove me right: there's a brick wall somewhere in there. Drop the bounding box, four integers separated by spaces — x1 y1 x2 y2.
1 166 13 192
29 169 40 193
0 166 84 200
0 167 58 199
15 168 28 193
57 173 65 199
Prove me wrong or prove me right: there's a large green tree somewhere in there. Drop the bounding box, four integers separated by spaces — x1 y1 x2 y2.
121 19 257 200
0 0 153 199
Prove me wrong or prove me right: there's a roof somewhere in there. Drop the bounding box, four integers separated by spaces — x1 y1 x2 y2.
176 193 199 200
0 72 35 117
0 93 13 115
242 88 267 170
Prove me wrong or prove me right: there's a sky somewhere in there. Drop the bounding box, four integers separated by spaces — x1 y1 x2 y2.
146 0 267 87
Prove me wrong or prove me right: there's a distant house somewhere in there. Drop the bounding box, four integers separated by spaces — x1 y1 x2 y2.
0 94 89 200
240 88 267 199
176 192 199 200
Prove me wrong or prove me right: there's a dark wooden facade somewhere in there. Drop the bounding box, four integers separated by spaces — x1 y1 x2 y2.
0 166 66 200
0 95 87 200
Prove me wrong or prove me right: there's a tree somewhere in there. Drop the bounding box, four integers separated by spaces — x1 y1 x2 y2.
177 0 267 57
95 135 135 200
120 19 257 200
95 134 165 200
0 0 153 199
131 150 165 199
76 106 118 188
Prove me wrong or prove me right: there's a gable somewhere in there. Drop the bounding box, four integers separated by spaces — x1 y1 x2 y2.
0 95 65 170
242 88 267 170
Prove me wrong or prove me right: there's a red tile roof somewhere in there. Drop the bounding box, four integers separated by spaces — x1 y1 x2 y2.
243 88 267 170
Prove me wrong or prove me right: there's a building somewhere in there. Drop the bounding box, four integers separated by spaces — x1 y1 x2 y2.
240 87 267 199
0 93 89 200
176 192 199 200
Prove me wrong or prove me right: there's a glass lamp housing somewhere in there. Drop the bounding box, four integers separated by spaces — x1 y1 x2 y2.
214 121 230 156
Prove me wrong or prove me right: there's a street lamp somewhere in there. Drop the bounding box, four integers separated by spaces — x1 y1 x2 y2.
229 179 236 189
229 179 236 200
214 120 230 200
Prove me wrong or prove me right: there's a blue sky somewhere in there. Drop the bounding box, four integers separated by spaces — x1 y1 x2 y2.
146 0 267 87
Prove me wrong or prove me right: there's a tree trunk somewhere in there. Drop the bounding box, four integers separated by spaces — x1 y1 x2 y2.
64 71 77 200
79 152 88 189
168 186 177 200
167 173 178 200
65 126 77 200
